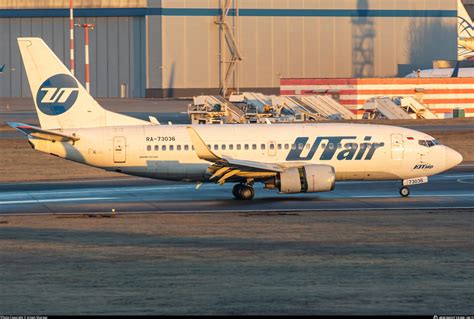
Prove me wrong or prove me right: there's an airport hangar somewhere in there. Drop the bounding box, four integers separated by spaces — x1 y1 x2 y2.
0 0 457 99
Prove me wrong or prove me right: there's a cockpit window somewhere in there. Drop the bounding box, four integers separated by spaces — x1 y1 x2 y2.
419 139 439 147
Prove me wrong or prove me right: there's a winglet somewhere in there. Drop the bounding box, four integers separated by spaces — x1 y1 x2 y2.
186 126 221 162
0 64 4 72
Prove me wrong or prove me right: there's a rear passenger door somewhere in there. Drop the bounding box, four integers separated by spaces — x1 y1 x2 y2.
391 134 404 160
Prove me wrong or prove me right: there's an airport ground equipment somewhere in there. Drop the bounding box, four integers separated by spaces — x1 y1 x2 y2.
363 97 413 120
188 95 245 124
229 92 295 123
397 96 438 119
300 95 355 120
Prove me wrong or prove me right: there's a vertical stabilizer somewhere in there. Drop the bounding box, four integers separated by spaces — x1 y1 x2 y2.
17 38 149 129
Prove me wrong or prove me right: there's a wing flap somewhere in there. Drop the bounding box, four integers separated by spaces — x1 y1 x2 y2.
186 126 285 177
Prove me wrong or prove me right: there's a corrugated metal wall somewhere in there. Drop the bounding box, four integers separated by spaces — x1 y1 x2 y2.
0 16 146 97
155 0 457 94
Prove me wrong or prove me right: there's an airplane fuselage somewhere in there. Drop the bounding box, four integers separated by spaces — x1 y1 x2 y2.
29 123 456 183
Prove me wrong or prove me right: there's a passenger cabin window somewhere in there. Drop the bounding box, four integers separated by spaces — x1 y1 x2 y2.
177 145 181 151
229 144 234 150
222 144 226 150
154 145 159 151
244 144 249 150
147 145 151 151
261 144 266 150
285 144 289 150
270 143 275 150
184 145 189 151
162 145 166 151
291 144 296 150
277 144 282 150
237 144 241 150
214 145 219 150
298 143 304 150
169 145 174 151
252 144 257 150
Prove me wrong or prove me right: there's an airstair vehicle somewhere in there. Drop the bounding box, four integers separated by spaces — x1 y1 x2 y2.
188 95 245 124
363 97 413 119
398 96 438 119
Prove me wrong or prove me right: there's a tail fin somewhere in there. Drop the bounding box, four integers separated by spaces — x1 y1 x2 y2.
18 37 149 129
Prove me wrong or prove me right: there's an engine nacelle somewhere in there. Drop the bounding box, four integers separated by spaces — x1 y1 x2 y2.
277 165 335 193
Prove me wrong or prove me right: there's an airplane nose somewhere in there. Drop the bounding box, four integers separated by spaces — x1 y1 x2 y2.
445 147 463 169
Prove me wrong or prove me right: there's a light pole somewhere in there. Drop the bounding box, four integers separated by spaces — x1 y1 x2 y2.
69 0 74 75
75 23 95 93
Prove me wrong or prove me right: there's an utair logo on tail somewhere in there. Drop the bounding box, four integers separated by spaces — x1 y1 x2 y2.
36 74 79 116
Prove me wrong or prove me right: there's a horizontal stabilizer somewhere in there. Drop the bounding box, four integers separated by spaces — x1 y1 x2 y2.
8 122 80 142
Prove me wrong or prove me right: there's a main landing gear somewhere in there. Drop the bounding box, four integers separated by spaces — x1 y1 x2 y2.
399 186 410 197
233 183 255 200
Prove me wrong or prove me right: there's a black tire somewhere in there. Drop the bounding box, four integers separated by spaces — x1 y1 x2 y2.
400 186 410 197
232 184 243 199
239 185 255 200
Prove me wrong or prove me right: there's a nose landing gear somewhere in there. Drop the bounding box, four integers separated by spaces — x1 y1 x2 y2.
399 186 410 197
233 183 255 200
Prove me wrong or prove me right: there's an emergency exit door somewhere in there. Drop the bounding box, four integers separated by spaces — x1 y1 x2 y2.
113 136 126 163
391 134 404 160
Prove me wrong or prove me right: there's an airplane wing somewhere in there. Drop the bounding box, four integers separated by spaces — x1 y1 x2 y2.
8 122 80 142
186 126 287 184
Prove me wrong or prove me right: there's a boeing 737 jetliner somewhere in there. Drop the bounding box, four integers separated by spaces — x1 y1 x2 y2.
10 38 463 200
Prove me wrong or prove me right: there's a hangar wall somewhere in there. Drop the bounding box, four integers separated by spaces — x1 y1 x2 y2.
0 16 146 98
0 0 458 98
152 0 457 97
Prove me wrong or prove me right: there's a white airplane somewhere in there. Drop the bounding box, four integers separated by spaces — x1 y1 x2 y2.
10 38 463 200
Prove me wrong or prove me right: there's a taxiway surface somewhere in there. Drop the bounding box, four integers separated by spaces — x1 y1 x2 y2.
1 168 473 215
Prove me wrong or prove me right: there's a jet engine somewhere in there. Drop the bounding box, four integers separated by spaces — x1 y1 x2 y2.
276 165 335 193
